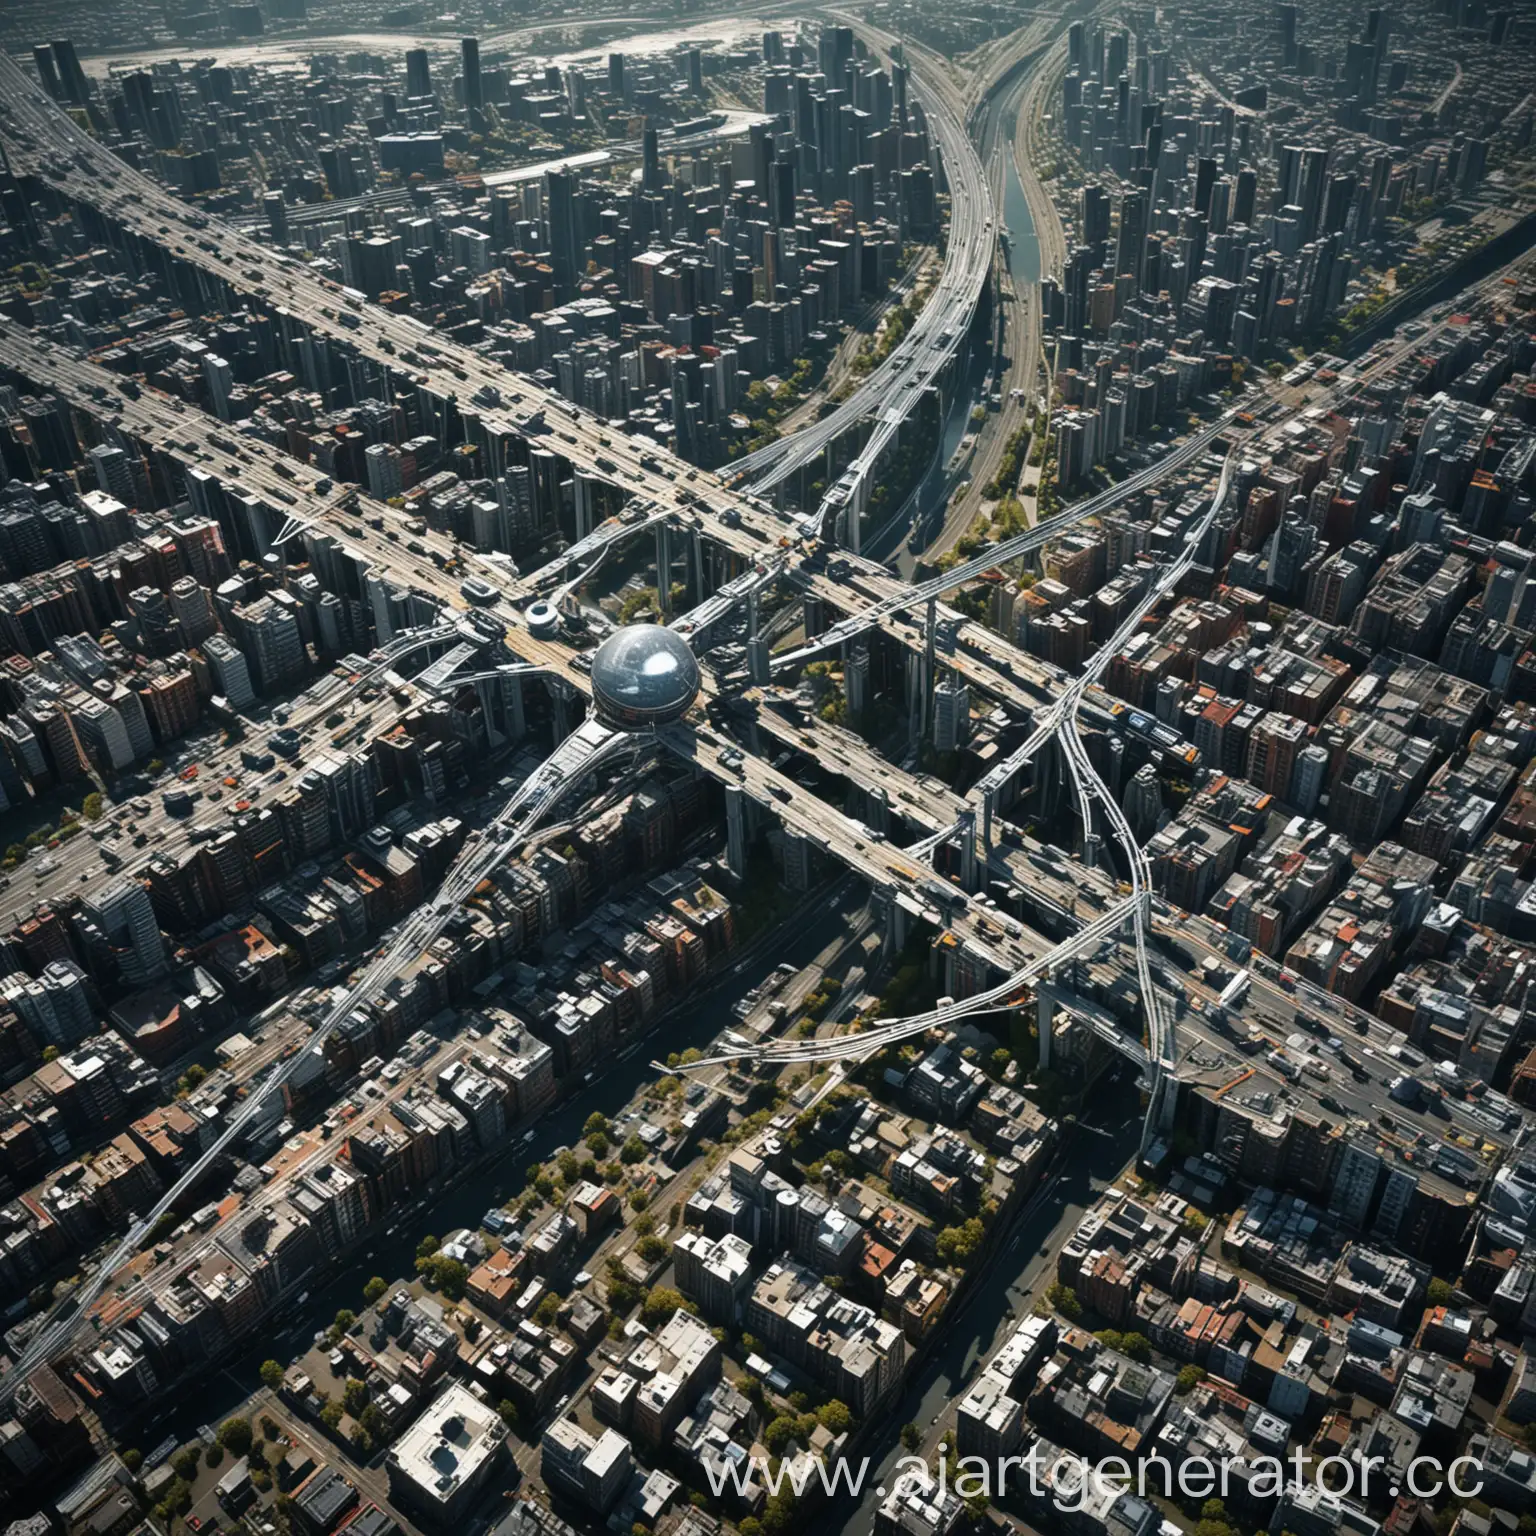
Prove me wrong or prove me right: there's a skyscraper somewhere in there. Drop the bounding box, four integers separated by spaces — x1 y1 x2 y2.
461 38 482 110
89 443 136 506
544 168 579 293
49 40 90 105
81 878 168 985
406 48 431 99
1115 188 1147 289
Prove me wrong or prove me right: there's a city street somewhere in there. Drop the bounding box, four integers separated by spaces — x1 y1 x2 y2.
823 1078 1143 1536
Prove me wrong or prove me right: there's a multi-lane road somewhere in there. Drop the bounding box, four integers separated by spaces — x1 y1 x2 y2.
2 16 1526 1403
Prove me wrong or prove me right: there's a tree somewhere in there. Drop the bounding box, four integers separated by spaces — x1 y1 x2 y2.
1095 1330 1152 1362
217 1417 254 1458
498 1400 521 1433
320 1400 344 1430
416 1254 468 1300
205 1443 224 1468
41 1045 59 1062
156 1478 193 1519
935 1217 986 1266
122 1448 143 1472
534 1291 563 1327
640 1285 690 1326
764 1414 802 1455
586 1130 610 1158
171 1446 202 1481
817 1400 853 1435
583 1112 609 1138
762 1489 800 1536
334 1308 356 1332
901 1422 922 1451
1043 1282 1082 1320
82 792 104 821
1427 1277 1454 1307
259 1359 284 1390
342 1378 369 1416
363 1276 387 1305
637 1234 668 1263
416 1234 439 1260
620 1134 646 1165
1175 1364 1206 1395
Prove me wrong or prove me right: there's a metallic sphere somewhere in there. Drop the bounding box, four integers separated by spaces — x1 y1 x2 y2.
589 623 701 728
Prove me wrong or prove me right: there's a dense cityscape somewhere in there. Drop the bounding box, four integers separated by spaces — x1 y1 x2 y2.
1 3 1535 1536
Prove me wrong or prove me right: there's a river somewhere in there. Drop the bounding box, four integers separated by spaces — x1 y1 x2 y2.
999 99 1042 291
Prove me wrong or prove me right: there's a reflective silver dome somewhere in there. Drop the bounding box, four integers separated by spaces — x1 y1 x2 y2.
590 623 701 728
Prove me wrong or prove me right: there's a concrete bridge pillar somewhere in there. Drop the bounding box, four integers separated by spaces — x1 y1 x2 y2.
959 808 979 893
502 673 526 741
1037 976 1055 1071
655 523 673 615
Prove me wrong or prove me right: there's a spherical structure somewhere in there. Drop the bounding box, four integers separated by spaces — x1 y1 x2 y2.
590 623 701 728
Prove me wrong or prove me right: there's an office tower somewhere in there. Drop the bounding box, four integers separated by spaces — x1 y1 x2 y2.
21 395 78 472
1322 174 1356 236
1115 188 1147 289
1277 144 1302 209
1276 3 1298 56
643 124 662 191
1 962 95 1048
1081 185 1112 248
819 25 853 86
544 168 579 292
608 53 625 98
89 443 136 506
81 877 168 984
1233 167 1258 227
236 596 304 693
1297 146 1329 238
49 40 89 105
1194 157 1218 217
461 38 482 109
263 190 289 247
406 48 431 99
1123 763 1163 840
169 576 216 646
772 158 797 227
32 45 62 100
934 677 970 753
687 48 703 95
203 354 234 421
203 634 257 711
365 442 403 500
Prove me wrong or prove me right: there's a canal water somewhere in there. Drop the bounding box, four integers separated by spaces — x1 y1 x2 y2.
1000 102 1042 291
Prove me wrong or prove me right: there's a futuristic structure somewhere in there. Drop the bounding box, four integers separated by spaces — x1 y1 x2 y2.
589 624 703 729
0 10 1513 1423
